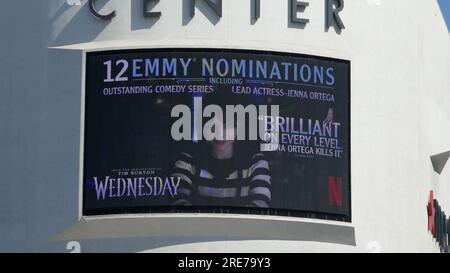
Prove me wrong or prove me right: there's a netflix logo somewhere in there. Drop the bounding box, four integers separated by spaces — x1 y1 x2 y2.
328 176 343 207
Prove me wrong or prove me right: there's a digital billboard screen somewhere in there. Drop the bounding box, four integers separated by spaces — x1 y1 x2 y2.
83 49 351 221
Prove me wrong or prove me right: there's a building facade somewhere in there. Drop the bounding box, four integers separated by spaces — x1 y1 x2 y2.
0 0 449 253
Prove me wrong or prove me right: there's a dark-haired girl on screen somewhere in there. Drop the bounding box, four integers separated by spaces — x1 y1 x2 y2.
171 120 272 208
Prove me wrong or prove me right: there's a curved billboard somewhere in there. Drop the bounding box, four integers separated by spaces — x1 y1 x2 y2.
83 48 351 221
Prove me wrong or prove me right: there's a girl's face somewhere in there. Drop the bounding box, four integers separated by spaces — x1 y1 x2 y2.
210 121 236 152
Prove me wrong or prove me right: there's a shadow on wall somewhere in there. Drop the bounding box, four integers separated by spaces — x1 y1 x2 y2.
182 0 221 26
50 0 223 47
131 0 222 30
131 0 160 31
50 0 111 47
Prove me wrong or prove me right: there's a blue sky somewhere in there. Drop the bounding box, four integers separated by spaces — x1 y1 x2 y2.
439 0 450 32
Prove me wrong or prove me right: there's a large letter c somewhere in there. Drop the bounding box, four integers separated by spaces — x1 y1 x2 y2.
89 0 116 20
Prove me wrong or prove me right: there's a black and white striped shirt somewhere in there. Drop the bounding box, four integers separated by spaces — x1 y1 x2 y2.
171 152 272 208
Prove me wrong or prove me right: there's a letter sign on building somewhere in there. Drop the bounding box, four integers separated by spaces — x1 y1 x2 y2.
87 0 346 33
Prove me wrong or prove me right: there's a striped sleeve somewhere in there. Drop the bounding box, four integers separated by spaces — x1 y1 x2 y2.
171 153 195 206
247 153 272 208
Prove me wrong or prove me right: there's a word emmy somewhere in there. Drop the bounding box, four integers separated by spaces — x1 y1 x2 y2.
87 0 346 32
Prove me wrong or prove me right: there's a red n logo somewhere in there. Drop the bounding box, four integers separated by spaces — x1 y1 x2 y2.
328 176 343 207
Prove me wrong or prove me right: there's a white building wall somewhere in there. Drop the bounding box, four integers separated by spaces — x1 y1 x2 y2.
0 0 449 252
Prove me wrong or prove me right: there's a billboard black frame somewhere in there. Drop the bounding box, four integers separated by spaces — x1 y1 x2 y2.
82 48 352 223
